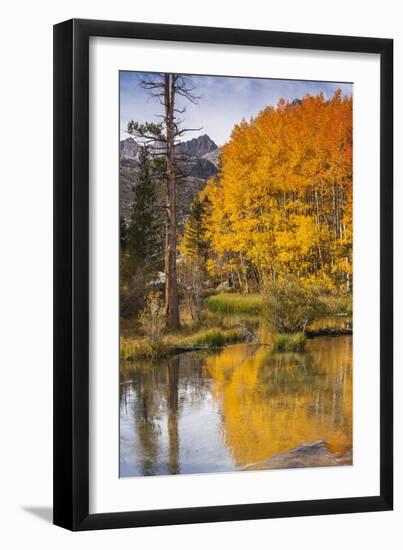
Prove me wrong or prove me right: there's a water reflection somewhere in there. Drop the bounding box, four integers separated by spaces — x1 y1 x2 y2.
120 336 352 477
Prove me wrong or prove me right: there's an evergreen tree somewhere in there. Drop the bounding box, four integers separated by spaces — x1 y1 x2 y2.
181 196 210 260
120 215 127 252
179 196 211 324
126 145 162 270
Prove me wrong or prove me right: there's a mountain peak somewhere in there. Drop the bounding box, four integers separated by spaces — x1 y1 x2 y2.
120 133 218 160
178 134 218 157
120 137 139 160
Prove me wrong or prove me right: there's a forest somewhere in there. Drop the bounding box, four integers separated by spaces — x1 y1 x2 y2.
199 91 352 293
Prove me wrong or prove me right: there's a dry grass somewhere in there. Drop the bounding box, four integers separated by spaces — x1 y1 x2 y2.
271 332 306 352
120 338 172 361
174 327 244 348
319 294 352 315
206 293 263 315
120 326 245 360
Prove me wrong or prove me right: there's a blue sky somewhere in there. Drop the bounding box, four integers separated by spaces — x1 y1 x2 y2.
120 72 352 146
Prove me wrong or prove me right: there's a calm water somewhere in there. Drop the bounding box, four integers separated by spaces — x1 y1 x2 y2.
120 335 352 477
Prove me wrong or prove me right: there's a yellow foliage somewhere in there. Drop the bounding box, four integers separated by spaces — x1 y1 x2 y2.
200 92 352 292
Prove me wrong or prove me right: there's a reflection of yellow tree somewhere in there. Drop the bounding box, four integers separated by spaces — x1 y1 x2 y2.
205 337 352 468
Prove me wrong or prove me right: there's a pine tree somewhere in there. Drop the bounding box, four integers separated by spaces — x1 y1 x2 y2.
181 196 210 259
126 145 162 270
179 196 211 323
120 215 127 252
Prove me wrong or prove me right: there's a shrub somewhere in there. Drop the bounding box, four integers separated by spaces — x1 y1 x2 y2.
138 291 165 344
120 268 147 318
178 258 206 325
264 278 327 333
319 294 353 316
271 332 306 352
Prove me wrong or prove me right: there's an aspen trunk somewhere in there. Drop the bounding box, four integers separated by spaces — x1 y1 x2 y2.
314 187 323 268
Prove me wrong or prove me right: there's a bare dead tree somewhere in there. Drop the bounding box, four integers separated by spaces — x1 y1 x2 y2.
127 73 200 329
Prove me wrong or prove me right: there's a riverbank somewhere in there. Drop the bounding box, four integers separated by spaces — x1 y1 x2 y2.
120 326 246 360
120 292 352 361
120 324 352 361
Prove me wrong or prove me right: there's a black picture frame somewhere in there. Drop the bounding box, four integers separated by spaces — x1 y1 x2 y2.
53 18 393 531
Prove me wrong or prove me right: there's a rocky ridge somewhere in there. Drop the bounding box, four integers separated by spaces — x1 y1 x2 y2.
120 134 221 224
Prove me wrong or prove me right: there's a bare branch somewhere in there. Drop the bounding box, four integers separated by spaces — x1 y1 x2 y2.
139 77 165 91
174 126 203 137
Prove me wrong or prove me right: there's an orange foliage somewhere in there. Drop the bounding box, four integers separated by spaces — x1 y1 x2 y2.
201 91 352 292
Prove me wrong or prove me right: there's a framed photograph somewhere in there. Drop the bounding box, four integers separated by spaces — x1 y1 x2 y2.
53 19 393 530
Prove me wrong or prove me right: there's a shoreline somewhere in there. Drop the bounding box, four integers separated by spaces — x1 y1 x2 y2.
121 329 353 362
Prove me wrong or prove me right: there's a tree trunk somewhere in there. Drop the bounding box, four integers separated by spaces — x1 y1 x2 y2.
164 74 180 329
